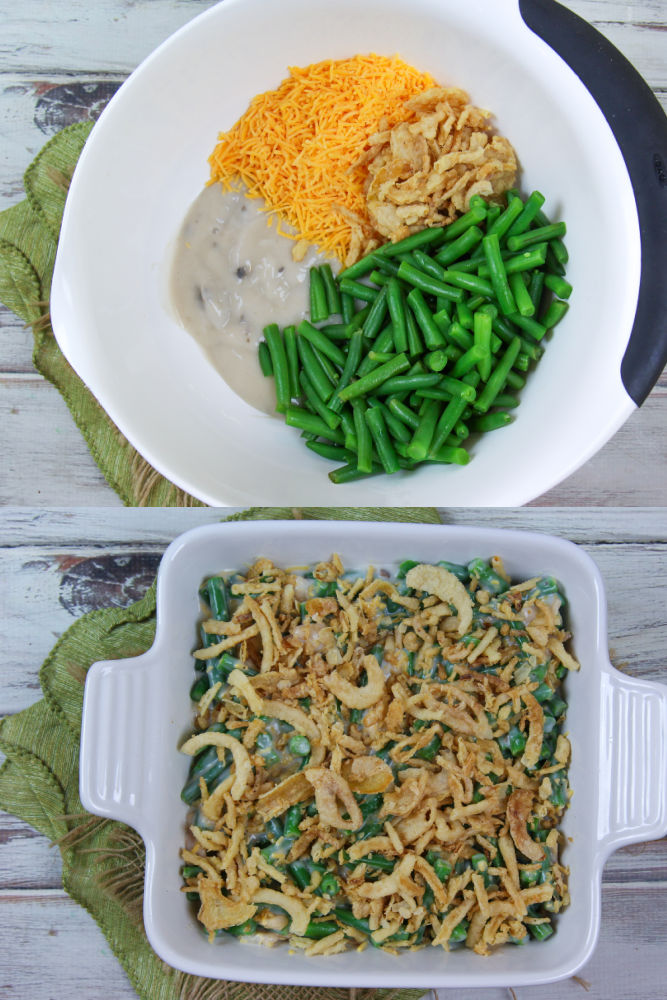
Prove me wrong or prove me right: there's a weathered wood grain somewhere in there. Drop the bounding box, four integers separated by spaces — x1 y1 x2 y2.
0 376 124 506
0 882 665 1000
1 506 665 545
1 372 665 506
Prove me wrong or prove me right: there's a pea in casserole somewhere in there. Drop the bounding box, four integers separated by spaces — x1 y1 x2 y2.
180 554 578 956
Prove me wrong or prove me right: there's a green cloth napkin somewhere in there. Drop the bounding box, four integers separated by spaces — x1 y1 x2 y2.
0 507 442 1000
0 122 209 505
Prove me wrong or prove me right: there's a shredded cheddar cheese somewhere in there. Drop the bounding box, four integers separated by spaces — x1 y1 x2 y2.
208 54 435 262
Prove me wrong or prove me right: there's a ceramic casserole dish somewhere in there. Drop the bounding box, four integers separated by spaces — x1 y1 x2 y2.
50 0 667 506
79 521 667 989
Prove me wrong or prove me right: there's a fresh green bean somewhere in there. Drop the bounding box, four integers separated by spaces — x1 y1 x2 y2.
470 410 513 432
331 329 363 412
356 324 394 378
451 344 485 378
544 273 573 299
397 260 463 302
405 288 447 349
507 222 566 252
338 277 380 304
361 284 389 340
474 337 522 412
282 325 299 399
427 443 470 465
365 405 400 474
337 252 379 282
434 225 484 266
410 249 448 281
486 194 524 240
542 299 569 329
305 441 355 463
352 399 374 474
387 397 420 430
375 372 442 395
508 312 547 341
473 310 493 381
428 394 469 456
297 319 346 367
476 244 548 276
285 406 344 442
340 291 355 323
375 225 446 258
494 392 520 408
328 460 383 484
296 335 335 402
374 400 412 442
440 268 494 298
320 263 342 315
337 353 410 402
299 371 340 431
528 270 545 311
482 233 516 316
258 341 273 377
386 278 408 353
508 271 535 317
263 324 291 413
406 397 441 461
425 349 448 372
507 190 546 236
309 267 329 323
406 305 423 357
440 198 487 241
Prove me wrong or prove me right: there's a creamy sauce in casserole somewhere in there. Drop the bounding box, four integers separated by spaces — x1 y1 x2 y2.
171 183 326 413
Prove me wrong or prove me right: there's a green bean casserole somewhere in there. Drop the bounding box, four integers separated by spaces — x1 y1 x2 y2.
180 555 578 955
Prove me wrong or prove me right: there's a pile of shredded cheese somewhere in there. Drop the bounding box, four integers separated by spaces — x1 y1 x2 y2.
208 55 435 263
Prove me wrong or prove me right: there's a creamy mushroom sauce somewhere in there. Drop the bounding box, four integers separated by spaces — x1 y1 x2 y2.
171 183 329 413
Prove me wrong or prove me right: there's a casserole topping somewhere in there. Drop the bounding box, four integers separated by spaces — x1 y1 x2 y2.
180 555 577 955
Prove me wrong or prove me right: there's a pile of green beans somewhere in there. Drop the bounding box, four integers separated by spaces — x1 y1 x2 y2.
258 191 571 483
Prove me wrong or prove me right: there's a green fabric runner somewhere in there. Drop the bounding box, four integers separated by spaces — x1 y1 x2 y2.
0 507 441 1000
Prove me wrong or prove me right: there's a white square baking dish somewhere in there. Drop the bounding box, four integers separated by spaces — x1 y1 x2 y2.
79 521 667 988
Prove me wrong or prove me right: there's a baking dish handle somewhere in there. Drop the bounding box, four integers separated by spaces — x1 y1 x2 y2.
518 0 667 406
79 655 155 838
598 670 667 855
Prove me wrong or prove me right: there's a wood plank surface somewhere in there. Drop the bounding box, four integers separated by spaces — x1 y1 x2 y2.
0 0 665 506
0 507 665 998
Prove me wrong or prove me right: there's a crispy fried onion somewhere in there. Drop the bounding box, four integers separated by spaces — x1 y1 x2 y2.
406 683 493 739
228 668 264 714
197 877 256 930
255 772 313 822
507 789 545 862
304 767 363 830
405 564 473 637
342 755 394 794
180 731 253 801
357 852 417 898
520 691 544 770
252 888 310 936
380 772 428 818
323 654 386 709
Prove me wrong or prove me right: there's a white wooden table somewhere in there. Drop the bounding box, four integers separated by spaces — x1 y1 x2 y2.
0 0 665 506
0 507 666 999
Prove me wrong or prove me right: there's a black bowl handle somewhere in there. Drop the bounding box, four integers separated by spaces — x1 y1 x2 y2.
519 0 667 406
